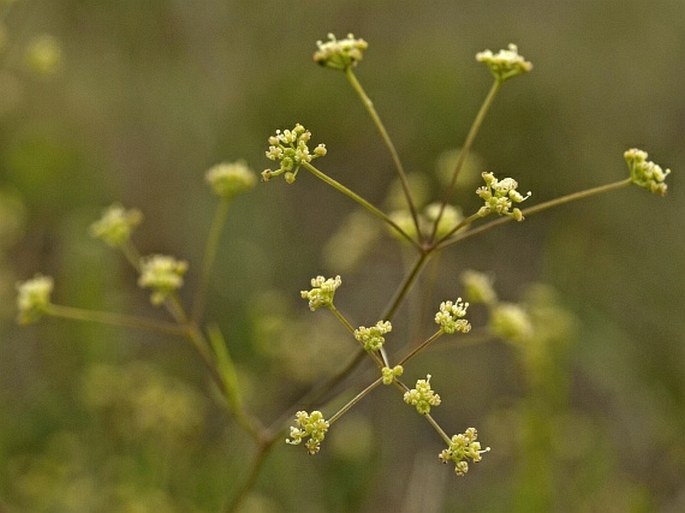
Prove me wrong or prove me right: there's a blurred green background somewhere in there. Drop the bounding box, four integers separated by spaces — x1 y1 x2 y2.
1 0 683 512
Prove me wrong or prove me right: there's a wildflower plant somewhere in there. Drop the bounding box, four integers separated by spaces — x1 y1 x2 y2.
15 32 673 513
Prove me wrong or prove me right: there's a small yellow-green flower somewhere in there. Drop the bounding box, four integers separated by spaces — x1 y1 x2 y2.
403 374 441 415
138 254 188 305
89 203 143 248
205 160 257 199
624 148 671 196
262 123 326 184
476 172 531 221
435 298 471 334
354 320 392 352
381 365 404 385
439 427 490 476
285 410 330 455
313 33 368 70
476 44 532 82
16 274 53 324
300 275 342 311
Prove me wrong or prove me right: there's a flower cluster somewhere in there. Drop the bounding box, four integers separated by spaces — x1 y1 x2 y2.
439 427 490 476
624 148 671 196
403 375 441 415
137 254 188 305
205 160 257 199
476 43 532 82
461 269 497 305
476 172 531 221
354 320 392 352
262 124 327 184
489 302 534 344
313 33 368 70
381 365 404 385
285 410 330 455
300 275 342 311
435 298 471 334
16 274 54 324
89 203 143 248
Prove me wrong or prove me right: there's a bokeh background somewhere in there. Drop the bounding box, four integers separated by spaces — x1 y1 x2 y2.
1 1 683 512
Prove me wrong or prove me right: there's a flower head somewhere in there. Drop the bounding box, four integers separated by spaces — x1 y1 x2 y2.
476 44 532 82
89 203 143 248
439 427 490 476
403 374 441 415
435 298 472 334
138 254 188 305
16 274 53 324
300 275 342 311
624 148 671 196
354 320 392 352
476 172 531 221
285 410 330 455
313 33 368 70
262 123 327 184
381 365 404 385
205 160 257 199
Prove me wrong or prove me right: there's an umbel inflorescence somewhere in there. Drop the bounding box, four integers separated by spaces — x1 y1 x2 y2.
15 30 673 510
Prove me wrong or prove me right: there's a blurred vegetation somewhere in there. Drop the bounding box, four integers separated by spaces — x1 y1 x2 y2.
1 0 683 512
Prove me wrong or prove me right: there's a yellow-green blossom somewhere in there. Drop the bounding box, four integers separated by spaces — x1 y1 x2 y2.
262 123 326 184
624 148 671 196
439 427 490 476
476 172 531 221
138 254 188 305
313 33 368 70
476 44 532 82
381 365 404 385
89 203 143 248
286 410 330 455
205 160 257 199
300 275 342 311
403 374 441 415
435 298 471 334
354 320 392 352
16 274 53 324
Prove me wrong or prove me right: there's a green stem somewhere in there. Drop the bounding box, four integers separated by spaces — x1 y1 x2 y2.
223 437 278 513
45 303 184 336
423 413 452 446
302 161 420 249
381 251 431 321
436 178 633 251
328 377 384 425
120 240 142 271
192 198 231 322
397 329 444 366
429 79 502 242
345 67 421 237
434 212 485 246
392 379 451 445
